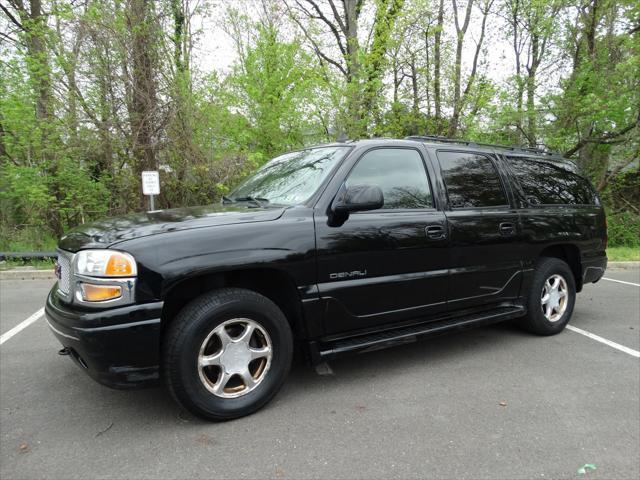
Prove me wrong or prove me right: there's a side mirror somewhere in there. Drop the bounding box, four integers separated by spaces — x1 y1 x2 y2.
331 184 384 216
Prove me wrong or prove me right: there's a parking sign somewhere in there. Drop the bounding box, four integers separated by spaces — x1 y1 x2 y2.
141 171 160 196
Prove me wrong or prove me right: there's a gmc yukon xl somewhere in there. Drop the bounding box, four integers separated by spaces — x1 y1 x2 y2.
45 136 608 420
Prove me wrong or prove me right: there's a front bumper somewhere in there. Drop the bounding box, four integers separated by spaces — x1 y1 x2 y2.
45 286 163 389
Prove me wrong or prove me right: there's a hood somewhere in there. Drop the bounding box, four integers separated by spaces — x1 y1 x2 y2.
58 204 286 252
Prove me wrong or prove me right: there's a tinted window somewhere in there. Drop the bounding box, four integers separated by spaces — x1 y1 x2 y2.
437 151 507 208
346 149 433 209
506 157 596 205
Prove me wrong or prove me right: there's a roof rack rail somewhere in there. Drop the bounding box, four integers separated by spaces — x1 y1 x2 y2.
405 135 479 147
404 135 561 157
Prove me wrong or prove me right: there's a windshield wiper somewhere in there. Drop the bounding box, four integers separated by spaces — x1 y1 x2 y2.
221 195 235 204
228 196 270 207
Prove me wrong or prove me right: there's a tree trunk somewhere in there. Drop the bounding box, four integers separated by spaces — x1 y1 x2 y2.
15 0 63 234
344 0 362 136
433 0 444 133
171 0 186 74
525 34 539 148
26 0 52 123
128 0 158 197
409 57 420 134
410 56 419 117
362 0 404 134
392 57 400 105
509 0 524 143
424 29 432 117
448 0 475 138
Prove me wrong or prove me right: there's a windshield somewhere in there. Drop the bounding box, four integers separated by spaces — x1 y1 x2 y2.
229 146 350 206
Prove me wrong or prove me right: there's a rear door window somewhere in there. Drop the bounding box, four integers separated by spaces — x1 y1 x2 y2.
505 157 596 205
436 151 508 208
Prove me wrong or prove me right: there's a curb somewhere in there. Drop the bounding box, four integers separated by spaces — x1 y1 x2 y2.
0 269 56 280
1 262 637 280
608 261 640 269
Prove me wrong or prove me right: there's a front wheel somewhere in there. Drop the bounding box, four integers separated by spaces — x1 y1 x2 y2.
519 257 576 335
163 288 293 421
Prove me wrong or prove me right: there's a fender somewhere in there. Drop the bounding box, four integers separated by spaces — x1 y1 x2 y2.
114 208 318 303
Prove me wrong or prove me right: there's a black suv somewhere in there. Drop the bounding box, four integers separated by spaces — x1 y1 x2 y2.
45 137 607 420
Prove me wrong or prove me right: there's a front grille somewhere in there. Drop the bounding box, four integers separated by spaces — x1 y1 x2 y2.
57 251 72 295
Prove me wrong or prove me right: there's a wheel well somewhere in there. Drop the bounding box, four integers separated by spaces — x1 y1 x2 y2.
539 244 583 292
161 268 305 338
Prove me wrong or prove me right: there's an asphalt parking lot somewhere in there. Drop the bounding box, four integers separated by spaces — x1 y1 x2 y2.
1 268 639 480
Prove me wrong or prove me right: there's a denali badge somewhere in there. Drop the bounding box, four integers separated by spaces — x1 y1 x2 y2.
329 270 367 280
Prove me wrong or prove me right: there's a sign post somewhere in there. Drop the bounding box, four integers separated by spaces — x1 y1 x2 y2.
141 171 160 211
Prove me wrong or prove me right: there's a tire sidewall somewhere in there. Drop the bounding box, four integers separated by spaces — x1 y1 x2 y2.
528 258 576 334
168 292 292 419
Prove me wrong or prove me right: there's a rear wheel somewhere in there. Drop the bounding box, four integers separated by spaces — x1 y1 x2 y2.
163 288 293 421
519 257 576 335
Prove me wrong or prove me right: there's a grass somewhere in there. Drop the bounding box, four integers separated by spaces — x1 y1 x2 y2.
0 227 58 270
0 228 57 252
0 258 55 271
607 246 640 262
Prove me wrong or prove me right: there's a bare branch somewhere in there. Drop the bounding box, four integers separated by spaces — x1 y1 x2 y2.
286 4 347 77
563 114 639 158
327 0 346 34
297 0 346 56
1 3 26 32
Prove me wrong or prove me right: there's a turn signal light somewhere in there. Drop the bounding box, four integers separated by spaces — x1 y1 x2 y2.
80 283 122 302
106 253 135 276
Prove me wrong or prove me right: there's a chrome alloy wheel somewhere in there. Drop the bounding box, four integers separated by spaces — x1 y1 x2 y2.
197 318 272 398
540 274 569 322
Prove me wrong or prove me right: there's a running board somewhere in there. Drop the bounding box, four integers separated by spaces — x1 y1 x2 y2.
314 306 526 362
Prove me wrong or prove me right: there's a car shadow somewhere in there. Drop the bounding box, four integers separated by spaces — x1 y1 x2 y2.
48 320 534 426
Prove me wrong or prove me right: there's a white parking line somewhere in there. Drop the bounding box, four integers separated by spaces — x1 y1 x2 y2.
566 325 640 358
603 277 640 287
0 308 44 346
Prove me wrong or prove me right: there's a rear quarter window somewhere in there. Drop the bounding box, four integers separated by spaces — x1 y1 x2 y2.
436 150 508 208
505 156 597 205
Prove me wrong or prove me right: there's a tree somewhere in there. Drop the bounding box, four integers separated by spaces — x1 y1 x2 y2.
225 17 327 157
433 0 445 132
448 0 493 137
551 0 639 190
1 0 638 249
285 0 404 136
128 0 159 184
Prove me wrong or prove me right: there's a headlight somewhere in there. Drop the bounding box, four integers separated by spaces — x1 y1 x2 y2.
75 250 137 277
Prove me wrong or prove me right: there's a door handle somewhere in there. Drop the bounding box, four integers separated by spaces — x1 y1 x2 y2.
499 222 516 236
425 225 447 240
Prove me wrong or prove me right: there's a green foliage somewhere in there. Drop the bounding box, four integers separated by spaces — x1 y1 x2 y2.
605 167 640 213
607 212 640 248
0 226 57 252
1 0 638 252
225 24 327 159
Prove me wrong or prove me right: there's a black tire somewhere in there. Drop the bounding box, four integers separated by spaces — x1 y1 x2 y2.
519 257 576 335
163 288 293 421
